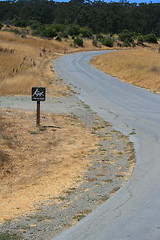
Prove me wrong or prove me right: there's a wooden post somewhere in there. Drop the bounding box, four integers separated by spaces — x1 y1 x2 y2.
37 101 40 126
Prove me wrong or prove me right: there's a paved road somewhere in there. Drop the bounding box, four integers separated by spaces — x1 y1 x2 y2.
52 51 160 240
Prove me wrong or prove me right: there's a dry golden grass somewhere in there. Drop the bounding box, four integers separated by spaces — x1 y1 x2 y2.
92 46 160 93
0 30 104 96
0 31 71 96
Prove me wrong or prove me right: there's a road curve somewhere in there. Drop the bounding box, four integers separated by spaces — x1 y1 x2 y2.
52 51 160 240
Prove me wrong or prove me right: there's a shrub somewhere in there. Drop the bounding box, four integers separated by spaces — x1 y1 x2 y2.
92 37 99 47
53 23 65 32
28 20 41 30
66 24 80 36
96 33 104 41
60 32 68 38
144 34 158 43
8 28 21 35
55 36 62 41
131 41 136 48
117 42 123 47
43 25 57 38
12 17 26 27
32 24 45 37
101 37 113 47
33 25 57 38
123 40 131 47
79 27 92 38
74 37 83 47
137 35 144 45
119 30 135 44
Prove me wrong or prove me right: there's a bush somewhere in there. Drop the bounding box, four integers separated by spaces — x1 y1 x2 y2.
101 37 113 47
33 25 57 39
66 24 80 36
96 33 104 41
92 37 99 47
137 35 144 45
53 23 65 32
32 24 44 37
28 20 41 30
60 32 68 38
12 17 26 27
123 40 131 47
119 30 135 44
8 28 21 35
144 34 158 43
43 25 57 38
79 27 92 38
55 36 62 41
74 37 83 47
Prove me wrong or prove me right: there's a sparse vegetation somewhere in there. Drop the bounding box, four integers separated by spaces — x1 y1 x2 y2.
72 210 91 222
0 29 97 96
72 214 86 222
0 233 22 240
98 195 109 204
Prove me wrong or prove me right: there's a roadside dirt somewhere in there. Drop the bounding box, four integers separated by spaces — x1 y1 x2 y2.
0 108 98 222
0 103 135 239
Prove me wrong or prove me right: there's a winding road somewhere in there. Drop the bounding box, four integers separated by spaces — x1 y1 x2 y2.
52 51 160 240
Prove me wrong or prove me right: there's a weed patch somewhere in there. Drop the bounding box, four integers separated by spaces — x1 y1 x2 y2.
0 233 22 240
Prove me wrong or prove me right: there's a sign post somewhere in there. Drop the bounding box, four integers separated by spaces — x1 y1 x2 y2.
32 87 46 126
37 100 40 126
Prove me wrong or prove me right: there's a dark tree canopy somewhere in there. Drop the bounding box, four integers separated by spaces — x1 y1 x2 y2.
0 0 159 36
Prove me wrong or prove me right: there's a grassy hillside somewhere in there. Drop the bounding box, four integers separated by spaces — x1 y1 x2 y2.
1 28 159 96
92 46 160 93
0 30 103 96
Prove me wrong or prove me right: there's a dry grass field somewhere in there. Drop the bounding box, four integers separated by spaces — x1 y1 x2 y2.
1 28 159 96
0 31 59 96
92 46 160 93
0 29 100 97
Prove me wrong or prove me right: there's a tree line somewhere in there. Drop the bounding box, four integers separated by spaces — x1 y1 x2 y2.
0 0 159 47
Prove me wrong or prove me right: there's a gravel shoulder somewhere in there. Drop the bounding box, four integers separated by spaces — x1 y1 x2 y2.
0 95 135 240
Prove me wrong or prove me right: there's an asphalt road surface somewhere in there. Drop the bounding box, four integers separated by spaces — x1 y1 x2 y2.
52 50 160 240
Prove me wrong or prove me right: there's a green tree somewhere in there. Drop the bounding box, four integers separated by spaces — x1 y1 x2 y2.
0 0 160 37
